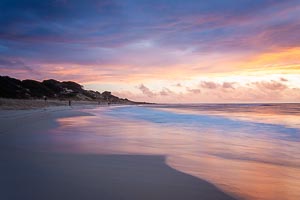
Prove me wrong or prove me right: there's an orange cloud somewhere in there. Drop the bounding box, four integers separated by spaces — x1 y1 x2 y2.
238 47 300 73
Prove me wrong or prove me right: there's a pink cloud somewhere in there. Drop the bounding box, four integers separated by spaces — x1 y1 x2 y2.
254 80 287 91
186 87 201 94
200 81 218 89
222 82 235 89
137 84 156 97
280 77 288 82
160 87 173 96
120 79 300 103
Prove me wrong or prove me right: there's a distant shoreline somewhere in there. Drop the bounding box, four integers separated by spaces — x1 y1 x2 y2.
0 98 147 110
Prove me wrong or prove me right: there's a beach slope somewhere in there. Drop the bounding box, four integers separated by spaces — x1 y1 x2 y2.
0 107 236 200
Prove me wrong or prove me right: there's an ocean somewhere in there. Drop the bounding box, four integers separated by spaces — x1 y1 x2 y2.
11 104 300 200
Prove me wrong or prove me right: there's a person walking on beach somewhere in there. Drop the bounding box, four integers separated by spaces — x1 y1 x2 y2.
43 96 47 107
68 100 71 106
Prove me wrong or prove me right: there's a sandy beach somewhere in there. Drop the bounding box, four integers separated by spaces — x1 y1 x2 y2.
0 98 108 110
0 105 236 200
2 103 300 200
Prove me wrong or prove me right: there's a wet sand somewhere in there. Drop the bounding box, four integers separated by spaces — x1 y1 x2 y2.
0 107 236 200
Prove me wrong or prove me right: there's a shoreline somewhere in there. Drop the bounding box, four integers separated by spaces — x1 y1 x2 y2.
0 98 138 110
0 106 237 200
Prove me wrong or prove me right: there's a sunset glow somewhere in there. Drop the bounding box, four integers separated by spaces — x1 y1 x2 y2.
0 0 299 102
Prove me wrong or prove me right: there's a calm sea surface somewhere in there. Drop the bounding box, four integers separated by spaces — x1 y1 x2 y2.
28 104 300 200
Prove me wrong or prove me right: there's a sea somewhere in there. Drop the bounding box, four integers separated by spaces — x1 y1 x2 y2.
18 104 300 200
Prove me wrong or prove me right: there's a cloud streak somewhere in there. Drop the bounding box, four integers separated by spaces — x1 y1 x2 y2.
0 0 300 102
116 79 299 103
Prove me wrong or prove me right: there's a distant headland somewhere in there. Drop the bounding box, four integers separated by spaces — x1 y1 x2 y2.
0 76 149 106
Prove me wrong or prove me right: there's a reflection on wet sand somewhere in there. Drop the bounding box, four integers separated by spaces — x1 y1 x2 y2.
1 151 236 200
47 105 300 200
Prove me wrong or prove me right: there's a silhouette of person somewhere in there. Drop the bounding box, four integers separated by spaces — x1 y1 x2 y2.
44 96 47 107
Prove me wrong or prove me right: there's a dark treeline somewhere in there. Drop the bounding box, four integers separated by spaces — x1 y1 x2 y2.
0 75 146 104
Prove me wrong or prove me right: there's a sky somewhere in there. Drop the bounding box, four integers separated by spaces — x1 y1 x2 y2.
0 0 300 103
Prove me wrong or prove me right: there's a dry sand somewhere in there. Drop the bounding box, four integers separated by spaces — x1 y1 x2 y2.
0 106 237 200
0 98 105 110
